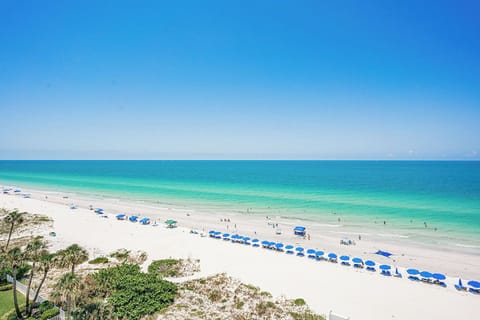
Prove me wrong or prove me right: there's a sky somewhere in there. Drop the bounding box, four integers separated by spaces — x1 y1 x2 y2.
0 0 479 160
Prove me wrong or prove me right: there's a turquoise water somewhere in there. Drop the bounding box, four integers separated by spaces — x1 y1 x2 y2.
1 161 479 245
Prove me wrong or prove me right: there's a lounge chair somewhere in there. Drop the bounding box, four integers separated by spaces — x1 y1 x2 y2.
455 279 467 291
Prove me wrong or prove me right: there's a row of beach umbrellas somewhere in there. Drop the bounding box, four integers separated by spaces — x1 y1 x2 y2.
207 230 480 293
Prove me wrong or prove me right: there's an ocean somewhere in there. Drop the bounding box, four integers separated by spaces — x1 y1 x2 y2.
1 160 479 247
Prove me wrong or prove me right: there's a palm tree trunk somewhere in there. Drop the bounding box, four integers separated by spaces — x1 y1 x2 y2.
5 223 14 250
28 268 48 316
71 264 75 274
67 297 72 320
25 262 36 313
12 268 24 320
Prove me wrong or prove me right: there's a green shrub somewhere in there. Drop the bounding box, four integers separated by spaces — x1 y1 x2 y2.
0 283 13 291
93 264 177 320
294 298 306 306
38 300 55 313
148 259 182 278
88 257 109 264
40 307 60 320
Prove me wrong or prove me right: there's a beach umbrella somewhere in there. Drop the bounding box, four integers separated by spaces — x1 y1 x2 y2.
352 258 363 264
467 280 480 289
209 230 216 234
407 268 419 275
165 219 177 225
306 249 316 254
420 271 432 278
365 260 375 267
340 255 350 261
315 250 324 256
252 239 259 243
261 240 270 245
432 273 446 281
269 241 276 247
223 233 230 238
275 243 284 249
295 247 304 252
285 245 294 250
380 264 391 270
243 237 251 241
328 253 337 259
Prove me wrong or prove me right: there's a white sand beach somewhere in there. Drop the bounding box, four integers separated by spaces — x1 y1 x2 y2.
1 191 479 319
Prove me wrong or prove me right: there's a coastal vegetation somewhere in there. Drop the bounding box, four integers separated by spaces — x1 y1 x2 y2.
1 208 324 319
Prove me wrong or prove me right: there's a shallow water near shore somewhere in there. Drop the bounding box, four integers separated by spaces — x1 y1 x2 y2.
1 160 479 249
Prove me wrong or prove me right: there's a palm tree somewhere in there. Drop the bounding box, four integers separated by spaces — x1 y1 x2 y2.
57 244 89 274
3 210 26 250
52 273 83 320
28 252 56 317
5 247 26 319
24 237 47 314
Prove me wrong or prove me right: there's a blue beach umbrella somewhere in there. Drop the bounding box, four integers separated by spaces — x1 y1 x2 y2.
420 271 433 278
433 273 446 281
468 280 480 288
328 253 337 259
275 243 284 249
407 269 419 275
340 255 350 261
380 265 391 270
306 249 316 254
315 250 324 256
209 230 215 234
243 237 251 241
261 240 270 246
295 247 304 252
269 241 276 247
352 258 363 264
365 260 375 267
252 239 259 243
214 231 222 235
285 245 294 250
223 233 230 238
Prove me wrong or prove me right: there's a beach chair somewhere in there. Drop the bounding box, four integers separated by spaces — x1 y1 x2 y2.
394 268 402 278
381 270 391 276
455 279 467 291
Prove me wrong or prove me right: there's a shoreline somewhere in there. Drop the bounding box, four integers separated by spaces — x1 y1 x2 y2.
2 184 480 280
1 176 479 248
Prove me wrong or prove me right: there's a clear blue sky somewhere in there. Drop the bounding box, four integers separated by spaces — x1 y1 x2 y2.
0 0 479 160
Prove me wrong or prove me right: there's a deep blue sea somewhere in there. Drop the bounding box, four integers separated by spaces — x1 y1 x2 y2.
1 160 479 245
